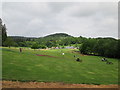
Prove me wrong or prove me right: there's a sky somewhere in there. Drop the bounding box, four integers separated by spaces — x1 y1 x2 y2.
2 2 118 38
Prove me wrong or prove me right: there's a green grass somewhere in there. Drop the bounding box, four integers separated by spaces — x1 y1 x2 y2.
2 47 119 85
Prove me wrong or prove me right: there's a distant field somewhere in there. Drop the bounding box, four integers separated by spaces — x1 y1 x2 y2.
2 47 119 85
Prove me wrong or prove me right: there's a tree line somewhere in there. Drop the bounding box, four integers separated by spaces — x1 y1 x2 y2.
80 37 120 58
0 18 119 59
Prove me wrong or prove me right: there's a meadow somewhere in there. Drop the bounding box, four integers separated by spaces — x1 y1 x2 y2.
2 47 119 85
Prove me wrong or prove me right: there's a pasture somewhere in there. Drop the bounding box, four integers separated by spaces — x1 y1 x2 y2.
2 47 119 85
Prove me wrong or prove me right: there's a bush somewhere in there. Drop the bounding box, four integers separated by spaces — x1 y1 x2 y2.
31 44 40 49
39 45 46 49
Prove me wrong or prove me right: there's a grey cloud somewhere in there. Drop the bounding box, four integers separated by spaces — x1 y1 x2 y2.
47 2 75 13
2 2 118 38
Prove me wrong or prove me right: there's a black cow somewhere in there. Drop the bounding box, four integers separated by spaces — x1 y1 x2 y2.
76 58 82 62
106 61 113 64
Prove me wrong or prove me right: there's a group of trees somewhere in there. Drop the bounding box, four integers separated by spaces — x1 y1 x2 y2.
0 18 7 46
9 33 81 49
10 34 120 58
0 18 19 47
0 18 119 58
80 38 120 58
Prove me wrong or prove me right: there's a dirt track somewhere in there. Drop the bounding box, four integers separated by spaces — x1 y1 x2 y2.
2 81 118 88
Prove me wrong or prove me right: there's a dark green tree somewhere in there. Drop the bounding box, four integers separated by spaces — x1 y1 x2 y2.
2 24 7 43
45 41 53 48
31 43 40 50
0 18 2 46
0 18 7 46
3 37 17 48
39 45 46 49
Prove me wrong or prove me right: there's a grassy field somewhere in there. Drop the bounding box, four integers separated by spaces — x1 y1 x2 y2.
2 47 119 85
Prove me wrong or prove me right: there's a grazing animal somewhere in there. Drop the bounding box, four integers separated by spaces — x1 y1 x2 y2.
101 58 107 62
76 58 82 62
106 61 113 64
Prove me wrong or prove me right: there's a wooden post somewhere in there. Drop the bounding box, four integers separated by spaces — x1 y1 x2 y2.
20 48 22 52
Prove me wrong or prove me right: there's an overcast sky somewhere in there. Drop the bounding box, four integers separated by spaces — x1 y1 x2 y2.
2 2 118 38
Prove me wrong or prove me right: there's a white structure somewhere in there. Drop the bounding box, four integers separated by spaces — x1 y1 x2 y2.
62 53 65 55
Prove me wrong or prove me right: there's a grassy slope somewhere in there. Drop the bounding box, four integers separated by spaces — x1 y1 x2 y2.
2 47 119 85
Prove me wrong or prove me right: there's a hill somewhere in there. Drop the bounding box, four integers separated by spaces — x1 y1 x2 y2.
38 33 73 42
44 33 73 38
8 33 73 42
